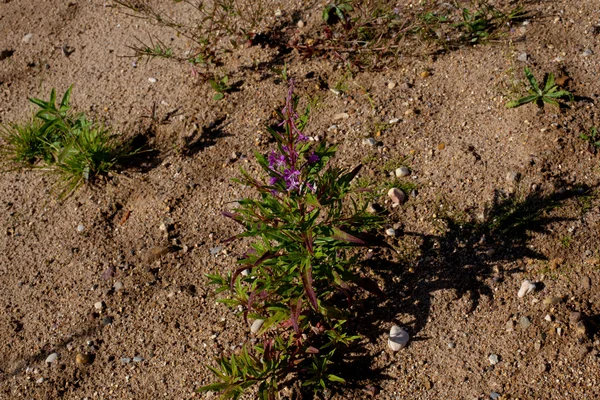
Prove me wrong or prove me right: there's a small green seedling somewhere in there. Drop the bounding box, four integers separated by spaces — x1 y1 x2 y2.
580 127 600 153
506 67 573 109
209 75 231 100
323 0 353 25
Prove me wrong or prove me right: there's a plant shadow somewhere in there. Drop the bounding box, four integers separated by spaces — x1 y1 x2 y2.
342 184 592 393
180 115 231 157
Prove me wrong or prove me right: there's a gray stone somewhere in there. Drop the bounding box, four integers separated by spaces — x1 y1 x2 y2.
488 354 499 365
113 281 124 292
582 49 594 57
517 53 528 62
133 356 144 362
447 341 456 349
388 325 409 351
387 188 407 204
22 33 33 43
120 357 131 364
519 316 531 329
490 392 501 400
362 137 376 147
77 224 85 232
45 353 58 364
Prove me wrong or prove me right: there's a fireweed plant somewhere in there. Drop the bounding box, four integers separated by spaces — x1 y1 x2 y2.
200 81 385 399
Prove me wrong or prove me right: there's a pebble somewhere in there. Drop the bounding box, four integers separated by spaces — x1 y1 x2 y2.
506 171 521 183
447 341 456 349
420 71 430 78
209 246 222 255
297 20 305 28
517 53 528 62
77 224 85 232
102 316 113 326
76 353 93 365
544 314 552 322
388 325 409 351
387 188 407 204
250 319 264 334
488 354 499 365
387 82 396 89
490 392 501 400
389 118 400 124
395 166 410 177
569 312 582 325
94 301 104 310
519 316 531 329
120 357 131 364
133 356 144 362
113 281 124 292
274 8 282 17
148 77 157 83
36 377 44 384
543 296 563 306
333 112 349 120
576 321 587 337
362 138 376 147
517 280 536 298
506 320 515 332
45 353 58 364
22 33 33 43
385 228 396 237
534 341 542 351
580 276 591 291
582 49 593 57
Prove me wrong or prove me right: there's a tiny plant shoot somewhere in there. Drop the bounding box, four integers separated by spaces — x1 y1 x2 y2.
199 80 385 399
506 67 573 109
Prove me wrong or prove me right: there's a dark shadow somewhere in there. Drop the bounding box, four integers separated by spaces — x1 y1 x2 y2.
337 184 592 393
181 115 231 157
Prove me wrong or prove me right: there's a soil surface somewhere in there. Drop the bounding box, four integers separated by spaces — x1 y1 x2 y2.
1 1 600 399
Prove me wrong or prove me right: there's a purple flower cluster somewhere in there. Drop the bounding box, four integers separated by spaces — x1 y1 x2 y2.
267 80 319 193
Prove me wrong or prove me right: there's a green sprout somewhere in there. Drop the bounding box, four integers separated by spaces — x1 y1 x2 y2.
506 67 573 109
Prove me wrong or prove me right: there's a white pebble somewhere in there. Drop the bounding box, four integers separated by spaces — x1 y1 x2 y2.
582 49 593 57
22 33 33 43
148 77 157 83
385 228 396 237
362 138 376 147
488 354 499 365
544 314 552 322
45 353 58 363
389 118 400 124
94 301 104 310
518 280 536 298
395 166 410 177
77 224 85 232
36 377 44 383
297 20 305 28
388 325 409 351
250 319 265 334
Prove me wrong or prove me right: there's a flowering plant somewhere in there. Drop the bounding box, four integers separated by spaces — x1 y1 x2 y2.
199 80 385 399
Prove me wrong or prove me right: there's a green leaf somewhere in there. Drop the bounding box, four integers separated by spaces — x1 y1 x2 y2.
213 93 225 101
541 97 559 107
543 73 555 93
505 94 538 108
327 374 346 383
524 67 539 91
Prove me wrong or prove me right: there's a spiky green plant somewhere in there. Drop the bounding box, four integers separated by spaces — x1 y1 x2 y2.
506 67 573 108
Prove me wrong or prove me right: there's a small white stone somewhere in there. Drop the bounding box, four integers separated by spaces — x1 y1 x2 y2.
544 314 552 322
388 325 409 351
517 53 528 62
113 281 124 291
77 224 85 232
148 77 157 83
385 228 396 237
488 354 499 365
333 112 349 120
297 20 305 28
274 8 282 17
518 280 536 298
362 137 376 147
387 81 396 89
45 353 58 364
22 33 33 43
389 118 400 124
94 301 104 310
395 166 410 177
582 49 593 57
241 269 250 276
250 319 264 334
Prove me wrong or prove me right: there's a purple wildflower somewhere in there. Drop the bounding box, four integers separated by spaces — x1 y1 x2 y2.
268 151 286 169
283 168 301 191
269 176 279 185
307 152 319 164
